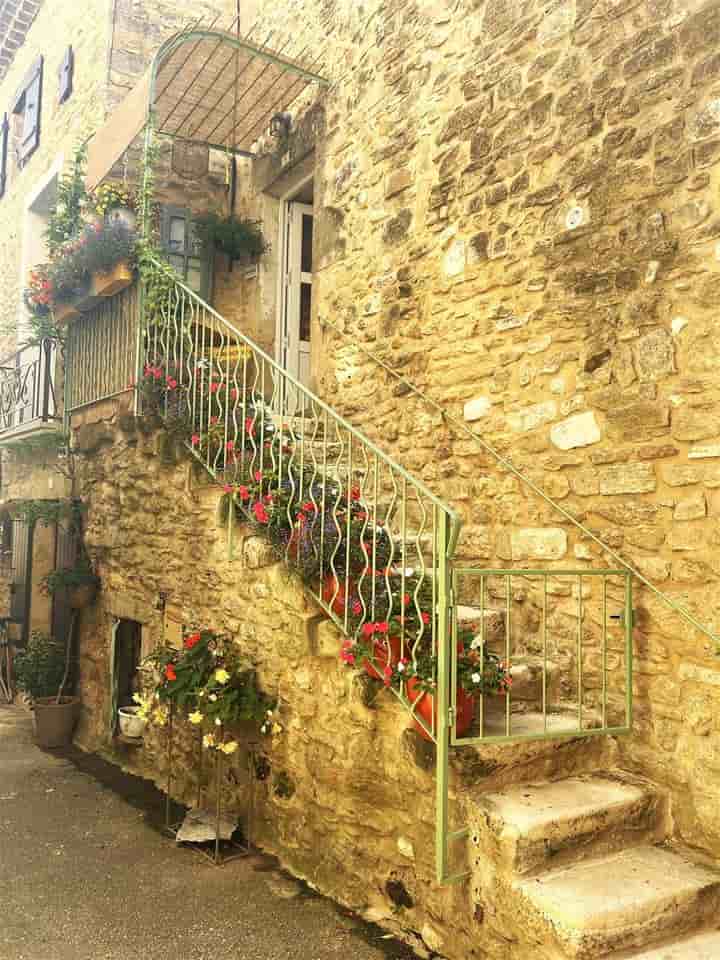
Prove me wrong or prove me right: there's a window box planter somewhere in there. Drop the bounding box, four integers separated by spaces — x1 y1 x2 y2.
91 260 134 298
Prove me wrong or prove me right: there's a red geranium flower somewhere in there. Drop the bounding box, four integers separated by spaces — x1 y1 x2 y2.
191 434 200 447
238 485 250 501
165 664 177 682
184 633 201 649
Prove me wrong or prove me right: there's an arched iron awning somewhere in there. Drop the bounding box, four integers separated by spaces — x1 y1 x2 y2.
86 29 327 190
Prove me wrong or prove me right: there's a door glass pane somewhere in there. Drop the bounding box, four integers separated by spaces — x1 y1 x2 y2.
301 214 313 273
169 217 187 252
187 258 202 293
299 283 311 343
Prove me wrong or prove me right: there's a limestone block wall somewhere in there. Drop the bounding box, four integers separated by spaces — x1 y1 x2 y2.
71 413 621 960
240 0 720 856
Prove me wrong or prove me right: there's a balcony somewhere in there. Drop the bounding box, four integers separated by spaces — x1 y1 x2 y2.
0 339 60 442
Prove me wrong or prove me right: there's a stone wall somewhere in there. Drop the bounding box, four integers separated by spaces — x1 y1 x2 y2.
237 0 720 858
71 411 620 960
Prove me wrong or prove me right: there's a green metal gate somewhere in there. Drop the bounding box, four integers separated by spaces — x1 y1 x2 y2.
436 566 634 884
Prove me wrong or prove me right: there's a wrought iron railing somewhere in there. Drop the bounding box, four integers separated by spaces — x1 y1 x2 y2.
140 261 460 707
65 283 139 413
0 339 58 436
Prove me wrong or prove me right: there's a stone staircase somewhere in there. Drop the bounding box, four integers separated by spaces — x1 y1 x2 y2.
466 773 720 959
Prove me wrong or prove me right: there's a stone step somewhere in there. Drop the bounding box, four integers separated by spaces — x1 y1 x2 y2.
515 846 720 958
469 775 663 877
620 928 720 958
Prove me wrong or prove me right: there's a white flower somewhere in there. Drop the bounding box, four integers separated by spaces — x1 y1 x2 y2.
260 724 268 734
397 662 406 673
219 740 238 755
209 693 218 702
266 709 274 718
132 693 143 705
470 637 483 650
471 672 482 685
214 717 222 727
214 668 230 685
198 690 205 698
202 733 215 749
188 711 204 725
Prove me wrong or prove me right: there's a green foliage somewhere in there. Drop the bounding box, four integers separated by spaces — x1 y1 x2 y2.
13 631 67 699
40 559 99 596
9 498 79 529
45 143 89 257
194 212 269 262
143 629 271 729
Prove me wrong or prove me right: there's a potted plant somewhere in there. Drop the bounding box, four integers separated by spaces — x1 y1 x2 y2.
41 559 100 609
80 221 136 297
194 212 268 265
13 631 80 748
405 635 512 742
91 181 137 231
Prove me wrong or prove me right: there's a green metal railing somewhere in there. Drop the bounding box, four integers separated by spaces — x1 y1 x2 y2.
65 268 643 885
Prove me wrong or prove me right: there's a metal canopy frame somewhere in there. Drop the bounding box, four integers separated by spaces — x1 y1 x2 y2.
86 26 328 190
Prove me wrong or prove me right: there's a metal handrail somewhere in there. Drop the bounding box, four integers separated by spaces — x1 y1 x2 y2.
320 316 720 648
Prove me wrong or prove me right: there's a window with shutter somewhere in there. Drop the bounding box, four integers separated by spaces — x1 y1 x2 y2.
0 114 8 199
12 56 43 166
58 46 73 104
160 205 213 301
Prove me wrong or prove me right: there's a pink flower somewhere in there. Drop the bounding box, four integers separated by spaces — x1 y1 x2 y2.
210 381 220 394
223 485 233 494
245 417 255 437
254 470 262 482
166 377 177 390
226 440 235 451
403 594 410 607
238 485 249 501
361 622 376 638
352 600 362 616
376 621 389 634
350 486 361 501
191 434 200 447
421 612 430 625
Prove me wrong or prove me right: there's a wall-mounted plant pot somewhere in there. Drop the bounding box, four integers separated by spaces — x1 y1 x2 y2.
118 705 146 739
33 696 80 748
92 261 134 298
364 634 403 681
67 583 98 609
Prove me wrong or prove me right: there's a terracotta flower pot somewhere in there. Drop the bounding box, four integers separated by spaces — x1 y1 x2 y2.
364 634 403 681
405 678 475 742
321 574 357 617
33 696 80 748
67 583 98 609
92 260 133 297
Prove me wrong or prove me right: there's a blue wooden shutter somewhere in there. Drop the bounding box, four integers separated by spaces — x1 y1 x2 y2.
58 46 73 104
19 56 43 164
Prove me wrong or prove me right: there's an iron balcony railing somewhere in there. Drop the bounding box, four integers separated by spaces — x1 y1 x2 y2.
0 339 59 437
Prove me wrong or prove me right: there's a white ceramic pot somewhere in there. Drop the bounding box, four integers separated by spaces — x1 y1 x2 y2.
107 206 137 232
118 705 146 739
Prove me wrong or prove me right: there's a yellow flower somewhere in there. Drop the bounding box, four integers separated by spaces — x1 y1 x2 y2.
214 668 230 685
202 733 215 749
152 706 169 727
219 740 238 755
188 711 204 725
271 722 283 736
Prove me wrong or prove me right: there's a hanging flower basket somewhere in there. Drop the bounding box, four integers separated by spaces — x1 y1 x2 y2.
92 260 134 298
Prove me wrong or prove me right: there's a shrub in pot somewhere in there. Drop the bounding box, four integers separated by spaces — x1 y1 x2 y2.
13 632 80 748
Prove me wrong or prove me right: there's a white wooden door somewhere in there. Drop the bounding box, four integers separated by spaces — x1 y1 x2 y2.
282 202 313 389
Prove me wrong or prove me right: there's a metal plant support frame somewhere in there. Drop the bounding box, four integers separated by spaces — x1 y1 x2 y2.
162 704 257 866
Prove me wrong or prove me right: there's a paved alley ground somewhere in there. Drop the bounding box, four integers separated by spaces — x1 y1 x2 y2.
0 705 413 960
